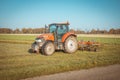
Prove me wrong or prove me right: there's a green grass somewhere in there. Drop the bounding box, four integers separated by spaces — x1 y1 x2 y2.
0 34 120 80
0 35 35 44
78 37 120 44
0 35 35 41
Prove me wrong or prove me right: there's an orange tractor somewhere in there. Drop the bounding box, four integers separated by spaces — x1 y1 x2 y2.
31 22 78 55
31 22 100 55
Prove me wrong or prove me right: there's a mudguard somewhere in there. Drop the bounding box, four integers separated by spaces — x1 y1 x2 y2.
61 32 77 42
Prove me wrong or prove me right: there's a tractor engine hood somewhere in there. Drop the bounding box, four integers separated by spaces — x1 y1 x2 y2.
37 33 54 41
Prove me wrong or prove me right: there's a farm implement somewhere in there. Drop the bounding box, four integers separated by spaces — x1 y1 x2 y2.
31 22 100 55
78 40 100 52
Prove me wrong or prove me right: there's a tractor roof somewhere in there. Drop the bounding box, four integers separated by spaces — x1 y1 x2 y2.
49 22 70 26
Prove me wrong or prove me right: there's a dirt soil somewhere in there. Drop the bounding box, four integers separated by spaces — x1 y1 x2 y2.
22 64 120 80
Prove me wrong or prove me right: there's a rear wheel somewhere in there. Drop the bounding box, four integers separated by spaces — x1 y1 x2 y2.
42 41 55 56
64 36 78 53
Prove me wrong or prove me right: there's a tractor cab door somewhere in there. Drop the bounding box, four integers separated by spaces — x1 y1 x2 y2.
57 25 68 42
49 24 69 50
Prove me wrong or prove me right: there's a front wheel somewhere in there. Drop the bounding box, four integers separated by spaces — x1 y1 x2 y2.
41 41 55 56
31 42 39 53
64 36 78 53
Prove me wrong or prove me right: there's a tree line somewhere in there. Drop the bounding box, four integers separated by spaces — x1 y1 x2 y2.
70 28 120 34
0 27 120 34
0 28 45 34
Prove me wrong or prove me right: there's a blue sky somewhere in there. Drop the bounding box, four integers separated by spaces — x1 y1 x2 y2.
0 0 120 31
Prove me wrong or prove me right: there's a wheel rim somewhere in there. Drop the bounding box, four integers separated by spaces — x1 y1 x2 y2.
67 39 76 51
46 43 54 55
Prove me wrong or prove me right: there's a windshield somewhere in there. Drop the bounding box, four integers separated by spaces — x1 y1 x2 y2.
49 24 57 33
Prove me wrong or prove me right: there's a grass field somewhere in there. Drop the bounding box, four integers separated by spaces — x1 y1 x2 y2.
0 34 120 80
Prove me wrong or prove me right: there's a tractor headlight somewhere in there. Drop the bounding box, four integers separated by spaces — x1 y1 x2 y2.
35 39 41 42
35 38 45 43
34 38 45 48
35 38 42 42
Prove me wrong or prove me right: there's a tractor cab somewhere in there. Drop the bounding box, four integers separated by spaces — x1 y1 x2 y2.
48 22 69 42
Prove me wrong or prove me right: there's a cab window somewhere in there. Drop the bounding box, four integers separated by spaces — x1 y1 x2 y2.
57 25 68 34
49 24 57 33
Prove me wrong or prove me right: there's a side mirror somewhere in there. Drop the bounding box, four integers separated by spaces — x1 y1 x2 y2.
45 24 48 33
45 24 47 28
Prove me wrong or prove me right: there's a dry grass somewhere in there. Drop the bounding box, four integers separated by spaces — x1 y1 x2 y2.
77 34 120 38
1 34 120 38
